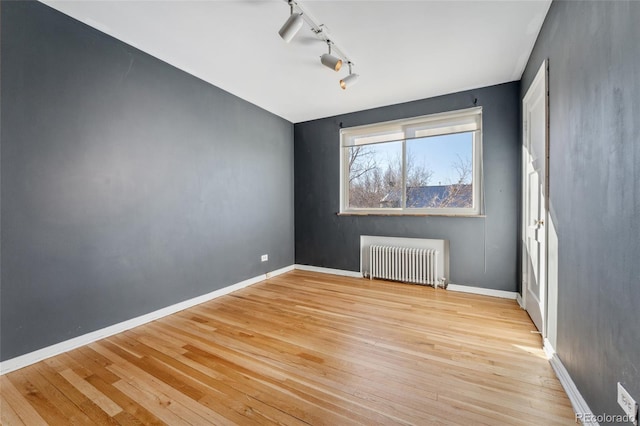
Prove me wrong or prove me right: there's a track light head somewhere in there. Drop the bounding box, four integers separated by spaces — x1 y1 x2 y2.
340 73 359 89
321 53 342 71
278 2 304 43
340 62 359 89
320 41 342 71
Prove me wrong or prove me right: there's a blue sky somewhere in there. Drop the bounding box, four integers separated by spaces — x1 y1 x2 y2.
367 132 473 185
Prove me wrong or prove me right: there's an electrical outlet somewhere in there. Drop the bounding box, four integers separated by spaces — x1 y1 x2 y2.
618 382 638 425
261 254 268 262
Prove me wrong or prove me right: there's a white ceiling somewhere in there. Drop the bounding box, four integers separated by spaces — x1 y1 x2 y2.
41 0 551 123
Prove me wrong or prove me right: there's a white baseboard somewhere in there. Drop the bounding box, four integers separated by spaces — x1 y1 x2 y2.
543 338 556 359
0 265 294 376
544 339 598 425
516 293 524 308
294 264 363 278
446 283 518 300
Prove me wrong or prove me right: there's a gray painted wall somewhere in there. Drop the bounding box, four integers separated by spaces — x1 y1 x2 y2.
294 83 521 291
0 1 294 361
521 0 640 419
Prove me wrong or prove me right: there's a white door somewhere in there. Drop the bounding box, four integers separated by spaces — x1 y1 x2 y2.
522 60 548 333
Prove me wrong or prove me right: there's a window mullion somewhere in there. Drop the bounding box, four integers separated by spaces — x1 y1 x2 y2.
342 147 348 211
402 140 407 209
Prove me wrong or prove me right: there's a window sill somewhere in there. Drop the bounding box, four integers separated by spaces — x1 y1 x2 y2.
337 212 486 218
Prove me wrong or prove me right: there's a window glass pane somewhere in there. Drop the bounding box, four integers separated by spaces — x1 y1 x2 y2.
348 141 402 209
405 132 473 209
340 108 482 215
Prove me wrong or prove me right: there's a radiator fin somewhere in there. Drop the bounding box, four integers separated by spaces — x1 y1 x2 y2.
369 245 439 288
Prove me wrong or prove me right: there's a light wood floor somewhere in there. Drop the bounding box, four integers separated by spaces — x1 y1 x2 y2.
1 270 575 425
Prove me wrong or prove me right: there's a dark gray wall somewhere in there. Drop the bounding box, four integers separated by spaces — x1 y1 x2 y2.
295 83 520 291
522 0 640 420
0 1 294 361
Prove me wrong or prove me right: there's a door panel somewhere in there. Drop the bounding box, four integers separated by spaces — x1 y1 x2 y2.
522 61 548 333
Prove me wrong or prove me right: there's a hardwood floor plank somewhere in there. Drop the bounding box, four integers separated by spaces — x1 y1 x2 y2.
1 271 575 425
83 374 164 425
59 368 123 417
31 362 120 425
1 393 27 426
1 376 48 426
94 342 235 425
5 369 75 425
20 364 97 425
67 347 122 384
112 378 191 425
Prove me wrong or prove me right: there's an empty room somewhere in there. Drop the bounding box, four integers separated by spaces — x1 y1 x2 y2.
1 0 638 424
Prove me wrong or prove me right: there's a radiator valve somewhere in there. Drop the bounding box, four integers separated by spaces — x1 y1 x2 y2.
439 277 448 289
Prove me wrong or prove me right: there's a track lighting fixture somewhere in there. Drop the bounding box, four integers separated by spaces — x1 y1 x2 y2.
278 1 303 43
278 0 359 90
340 62 359 90
320 41 342 72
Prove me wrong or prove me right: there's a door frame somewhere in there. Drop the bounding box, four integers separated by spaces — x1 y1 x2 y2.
521 59 550 337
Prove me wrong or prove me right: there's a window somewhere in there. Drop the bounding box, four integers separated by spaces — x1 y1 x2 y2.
340 107 482 215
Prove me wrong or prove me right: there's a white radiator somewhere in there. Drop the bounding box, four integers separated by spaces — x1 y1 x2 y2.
369 245 440 288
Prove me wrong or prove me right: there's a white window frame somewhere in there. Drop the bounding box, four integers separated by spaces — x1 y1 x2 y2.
339 107 483 216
